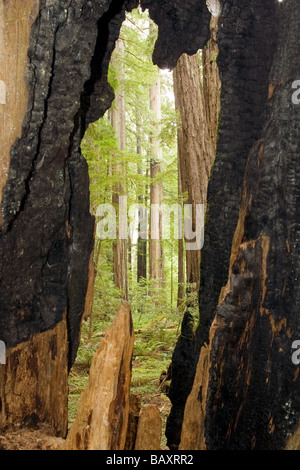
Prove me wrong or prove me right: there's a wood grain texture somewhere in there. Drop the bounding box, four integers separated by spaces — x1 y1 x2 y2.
134 405 162 451
0 313 68 437
0 0 40 226
124 394 141 450
179 344 210 450
64 302 134 450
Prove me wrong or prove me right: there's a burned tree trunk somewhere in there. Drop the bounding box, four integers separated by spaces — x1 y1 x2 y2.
145 0 300 451
0 0 138 437
200 0 300 449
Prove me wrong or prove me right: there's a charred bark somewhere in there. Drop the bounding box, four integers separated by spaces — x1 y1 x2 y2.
176 0 299 451
204 0 300 450
147 0 300 451
165 312 196 450
141 0 211 69
0 0 137 435
196 0 278 352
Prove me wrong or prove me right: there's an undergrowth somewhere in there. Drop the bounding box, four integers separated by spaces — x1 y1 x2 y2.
68 275 199 448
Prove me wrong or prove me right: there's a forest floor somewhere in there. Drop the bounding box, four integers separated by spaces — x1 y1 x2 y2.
68 308 181 448
0 304 180 450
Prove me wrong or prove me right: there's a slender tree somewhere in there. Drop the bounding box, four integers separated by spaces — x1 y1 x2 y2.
149 67 165 289
136 106 147 282
177 141 185 307
110 38 128 300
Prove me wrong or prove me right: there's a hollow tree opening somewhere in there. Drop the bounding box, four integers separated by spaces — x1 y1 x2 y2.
0 0 299 451
73 7 220 448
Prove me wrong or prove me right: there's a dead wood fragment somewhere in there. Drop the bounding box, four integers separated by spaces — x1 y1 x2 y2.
64 301 134 450
134 404 162 451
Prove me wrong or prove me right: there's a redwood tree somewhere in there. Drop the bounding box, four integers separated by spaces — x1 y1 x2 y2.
167 23 220 448
173 52 215 288
149 68 164 288
110 38 128 300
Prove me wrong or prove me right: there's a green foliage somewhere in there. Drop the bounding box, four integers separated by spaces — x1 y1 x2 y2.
72 8 200 444
92 242 123 319
79 3 198 354
81 116 119 212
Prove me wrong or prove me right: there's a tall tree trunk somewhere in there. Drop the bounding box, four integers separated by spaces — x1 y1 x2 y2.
173 52 215 289
149 69 164 289
177 130 185 307
136 107 147 282
110 38 128 301
191 0 300 450
145 0 300 451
